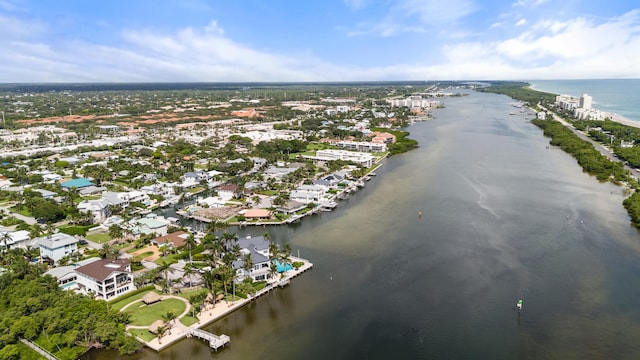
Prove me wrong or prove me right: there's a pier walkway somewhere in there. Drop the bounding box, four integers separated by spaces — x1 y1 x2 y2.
129 257 313 352
186 328 230 350
19 338 59 360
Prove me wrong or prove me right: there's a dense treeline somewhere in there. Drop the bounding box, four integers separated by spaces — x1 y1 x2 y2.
478 81 557 105
531 119 628 182
0 258 140 359
373 128 418 155
480 82 640 228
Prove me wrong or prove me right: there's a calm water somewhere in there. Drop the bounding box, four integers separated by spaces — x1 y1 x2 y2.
530 79 640 123
89 90 640 359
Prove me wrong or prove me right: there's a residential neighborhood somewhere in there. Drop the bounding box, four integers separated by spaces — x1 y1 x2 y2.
0 82 455 358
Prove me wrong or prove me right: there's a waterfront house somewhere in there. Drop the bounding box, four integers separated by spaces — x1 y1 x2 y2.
243 208 272 220
130 216 170 236
151 231 189 249
44 257 101 291
275 200 307 215
217 184 240 200
314 173 345 187
233 235 272 282
74 258 136 301
290 184 327 204
36 233 79 264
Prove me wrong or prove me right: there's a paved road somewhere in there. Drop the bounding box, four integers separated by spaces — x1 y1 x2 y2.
0 204 37 225
541 106 640 180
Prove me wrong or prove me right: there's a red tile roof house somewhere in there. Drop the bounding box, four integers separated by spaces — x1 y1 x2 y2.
151 231 190 249
243 208 273 220
217 184 241 200
74 259 136 301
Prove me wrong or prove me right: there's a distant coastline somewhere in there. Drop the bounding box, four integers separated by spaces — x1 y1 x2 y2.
528 79 640 125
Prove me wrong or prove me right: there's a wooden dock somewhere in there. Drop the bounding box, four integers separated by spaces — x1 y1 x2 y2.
187 328 230 351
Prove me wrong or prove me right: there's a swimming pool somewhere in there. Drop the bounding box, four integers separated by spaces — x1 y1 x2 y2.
273 260 293 273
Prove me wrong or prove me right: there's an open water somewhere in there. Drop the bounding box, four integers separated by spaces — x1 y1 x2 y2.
89 89 640 359
530 79 640 123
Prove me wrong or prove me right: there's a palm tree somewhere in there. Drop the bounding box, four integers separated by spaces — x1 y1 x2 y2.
242 252 254 281
157 260 175 294
23 246 39 263
162 310 177 329
109 225 123 243
279 243 292 273
218 265 235 304
268 241 279 280
252 195 261 207
100 242 118 259
45 222 57 237
202 233 223 268
29 223 44 239
206 219 228 235
184 233 197 264
0 232 12 254
183 263 197 289
156 326 166 344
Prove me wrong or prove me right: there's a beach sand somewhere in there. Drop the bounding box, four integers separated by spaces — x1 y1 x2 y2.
606 112 640 129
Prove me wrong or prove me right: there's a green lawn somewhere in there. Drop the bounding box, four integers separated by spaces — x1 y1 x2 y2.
86 233 111 244
124 298 187 326
188 186 206 194
128 328 156 342
180 315 199 326
306 143 336 150
111 290 159 311
174 288 208 302
10 206 32 217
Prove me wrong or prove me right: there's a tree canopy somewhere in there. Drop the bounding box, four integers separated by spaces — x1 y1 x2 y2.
0 264 140 359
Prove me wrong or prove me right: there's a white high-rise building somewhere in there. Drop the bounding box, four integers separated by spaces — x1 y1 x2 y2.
579 94 592 110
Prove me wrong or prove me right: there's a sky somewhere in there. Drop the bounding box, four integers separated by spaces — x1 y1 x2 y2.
1 0 639 82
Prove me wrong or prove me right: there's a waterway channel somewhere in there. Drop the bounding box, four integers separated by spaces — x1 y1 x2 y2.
87 89 640 359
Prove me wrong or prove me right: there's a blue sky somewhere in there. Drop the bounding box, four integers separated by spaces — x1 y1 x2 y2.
1 0 639 82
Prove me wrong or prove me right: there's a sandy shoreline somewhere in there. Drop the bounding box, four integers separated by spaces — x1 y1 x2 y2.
527 84 640 129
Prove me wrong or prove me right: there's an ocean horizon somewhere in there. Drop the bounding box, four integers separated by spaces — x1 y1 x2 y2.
529 79 640 123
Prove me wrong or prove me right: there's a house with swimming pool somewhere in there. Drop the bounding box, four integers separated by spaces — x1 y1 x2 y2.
233 235 272 282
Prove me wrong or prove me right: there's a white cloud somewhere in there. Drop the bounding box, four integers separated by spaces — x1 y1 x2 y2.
515 18 527 26
344 0 478 37
204 20 224 35
1 8 639 82
436 10 640 79
0 14 47 38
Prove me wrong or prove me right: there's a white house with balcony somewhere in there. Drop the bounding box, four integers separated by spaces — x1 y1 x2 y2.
77 199 112 223
37 233 79 264
74 258 136 301
233 235 272 282
290 184 327 204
